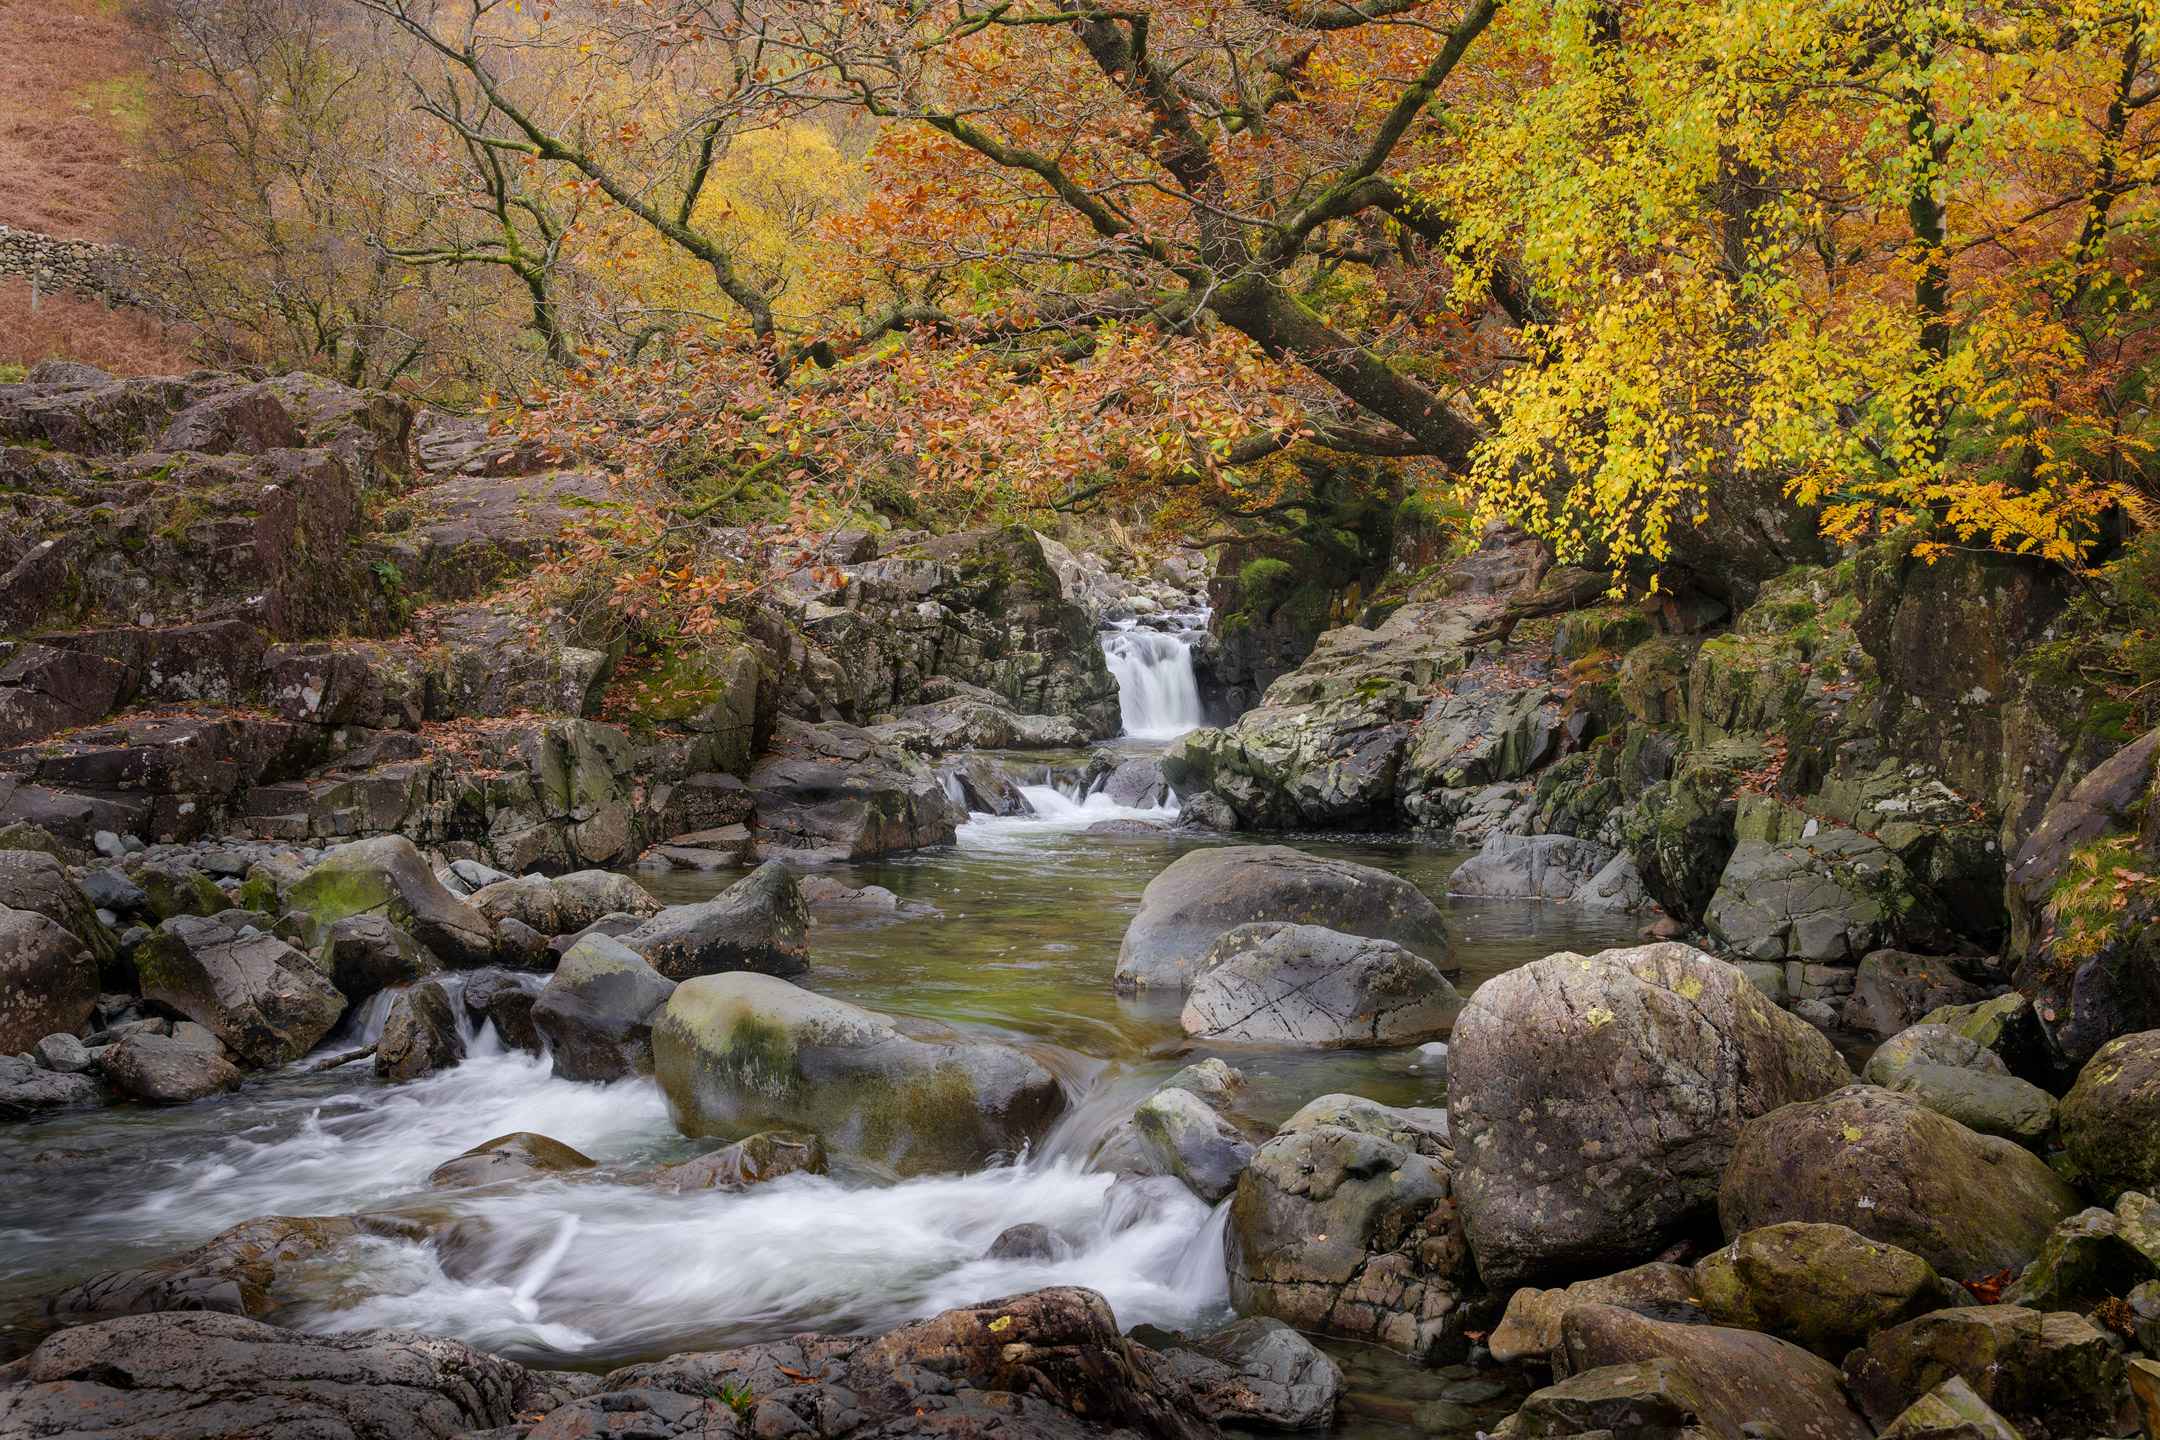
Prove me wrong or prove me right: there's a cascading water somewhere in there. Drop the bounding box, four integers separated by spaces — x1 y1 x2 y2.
1100 627 1204 739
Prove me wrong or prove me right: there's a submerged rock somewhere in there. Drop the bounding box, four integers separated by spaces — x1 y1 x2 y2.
621 859 809 980
652 971 1065 1175
529 934 677 1082
630 1131 828 1191
427 1131 597 1189
45 1214 410 1322
1181 923 1461 1047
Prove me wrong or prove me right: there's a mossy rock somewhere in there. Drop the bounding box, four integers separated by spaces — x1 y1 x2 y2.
1694 1222 1965 1360
2060 1029 2160 1205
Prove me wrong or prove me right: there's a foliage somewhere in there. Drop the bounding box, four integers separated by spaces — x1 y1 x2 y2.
2045 833 2159 965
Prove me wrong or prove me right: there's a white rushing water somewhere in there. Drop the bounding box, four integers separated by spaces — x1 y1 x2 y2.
1100 625 1204 739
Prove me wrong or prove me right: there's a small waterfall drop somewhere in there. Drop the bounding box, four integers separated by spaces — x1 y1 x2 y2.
1101 627 1203 739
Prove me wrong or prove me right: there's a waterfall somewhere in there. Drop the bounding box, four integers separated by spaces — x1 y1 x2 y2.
1101 626 1203 739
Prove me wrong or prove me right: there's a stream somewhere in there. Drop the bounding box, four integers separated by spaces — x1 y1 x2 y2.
0 620 1650 1434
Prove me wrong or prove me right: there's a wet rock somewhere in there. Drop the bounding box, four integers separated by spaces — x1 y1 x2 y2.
286 835 495 968
32 1031 93 1073
95 1032 243 1103
796 874 900 909
1487 1262 1703 1366
0 850 119 978
466 869 660 938
1551 1304 1871 1440
2060 1028 2160 1204
1445 833 1614 900
0 907 97 1054
621 859 809 980
530 934 677 1082
1719 1086 2079 1281
1227 1094 1472 1360
632 1131 828 1191
987 1223 1059 1260
1693 1222 1966 1360
1132 1086 1253 1202
427 1131 597 1188
1448 943 1849 1287
1139 1316 1344 1430
744 718 958 863
1180 924 1461 1047
461 968 542 1054
316 913 433 1003
1875 1377 2025 1440
1103 757 1172 808
1842 1306 2135 1437
373 981 466 1081
1567 850 1650 912
1487 1358 1719 1440
76 867 147 915
45 1214 408 1322
653 971 1065 1175
134 916 343 1067
2002 1193 2160 1311
0 1052 104 1118
0 1310 528 1437
1118 845 1451 991
1881 1064 2057 1151
1842 950 1995 1040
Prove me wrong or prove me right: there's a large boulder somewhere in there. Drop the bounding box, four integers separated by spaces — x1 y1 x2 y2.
1180 923 1461 1047
1447 943 1850 1287
1706 830 1942 963
95 1032 243 1103
315 914 433 1003
135 917 344 1067
1226 1094 1472 1360
653 971 1066 1175
0 1310 532 1438
0 907 97 1054
2061 1029 2160 1203
285 835 494 967
529 934 677 1082
744 718 958 862
1842 1306 2136 1438
0 850 119 980
621 859 809 980
1117 845 1451 991
373 981 466 1081
466 869 659 937
1881 1064 2057 1151
1692 1222 1966 1360
1719 1086 2080 1281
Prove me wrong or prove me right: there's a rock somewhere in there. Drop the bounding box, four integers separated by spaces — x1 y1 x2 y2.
1180 924 1461 1047
427 1131 597 1188
1140 1316 1344 1430
1876 1377 2025 1440
1487 1262 1704 1365
134 917 344 1067
77 867 147 915
1842 1306 2136 1438
460 968 542 1054
1693 1222 1966 1360
493 914 548 968
631 1131 828 1191
0 1052 104 1118
2061 1029 2160 1204
285 835 495 968
373 981 466 1081
1568 850 1651 912
95 1032 243 1102
987 1224 1058 1260
1918 994 2051 1084
1843 950 1994 1039
1448 943 1850 1287
1882 1064 2057 1151
2002 1194 2160 1311
653 971 1065 1175
1487 1358 1721 1440
0 1310 529 1438
465 869 660 937
315 914 432 1003
1179 792 1240 831
530 933 677 1082
621 859 809 980
1706 830 1943 963
32 1031 93 1073
128 856 226 920
796 874 901 909
1865 1024 2012 1085
1446 833 1615 900
45 1214 403 1322
0 907 97 1054
745 718 959 862
1719 1086 2079 1281
1103 757 1172 808
0 850 119 978
1551 1304 1872 1440
1117 845 1451 991
1227 1095 1472 1360
1132 1086 1253 1202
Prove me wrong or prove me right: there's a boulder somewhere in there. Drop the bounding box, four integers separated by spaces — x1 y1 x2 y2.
796 874 901 910
45 1214 398 1322
1487 1358 1724 1440
0 1052 103 1118
0 907 97 1054
1719 1086 2079 1281
1102 757 1172 809
285 835 494 968
1693 1222 1966 1360
652 971 1065 1175
1706 830 1942 963
1448 943 1850 1287
1227 1095 1472 1360
127 857 226 921
1875 1377 2025 1440
0 850 119 979
1882 1064 2057 1151
1180 923 1461 1047
1842 1306 2135 1438
1446 833 1614 900
465 869 659 937
621 859 809 981
1551 1304 1872 1440
0 1311 530 1438
631 1132 828 1191
1487 1262 1703 1365
460 968 541 1054
426 1131 597 1188
1843 950 1994 1040
1131 1085 1253 1202
34 1031 93 1073
987 1224 1058 1260
1864 1023 2011 1085
1138 1317 1343 1430
373 981 466 1081
1568 851 1651 913
1117 845 1451 991
315 914 432 1003
529 934 677 1082
95 1032 243 1103
134 917 344 1067
744 718 958 862
1918 993 2051 1085
2002 1194 2160 1311
2060 1029 2160 1204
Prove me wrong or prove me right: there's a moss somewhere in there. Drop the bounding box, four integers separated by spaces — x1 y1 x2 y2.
855 1061 986 1170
